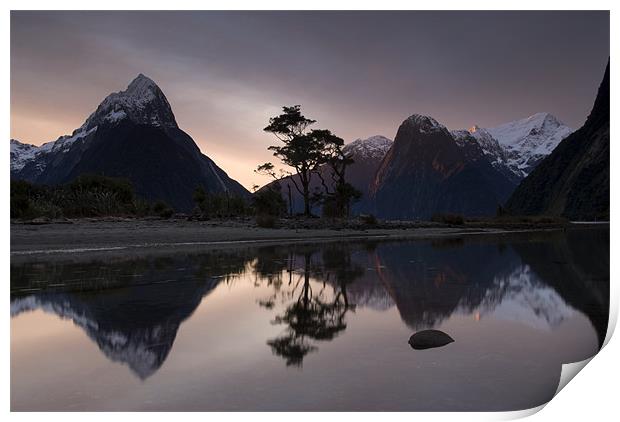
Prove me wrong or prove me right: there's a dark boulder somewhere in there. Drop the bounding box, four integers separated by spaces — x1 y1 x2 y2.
408 329 454 350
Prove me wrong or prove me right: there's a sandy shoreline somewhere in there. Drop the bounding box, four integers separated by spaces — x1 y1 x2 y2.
10 218 573 262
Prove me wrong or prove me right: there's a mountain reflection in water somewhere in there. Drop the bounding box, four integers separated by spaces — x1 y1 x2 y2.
10 228 609 410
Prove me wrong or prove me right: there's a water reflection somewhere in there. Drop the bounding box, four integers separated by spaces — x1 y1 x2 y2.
11 250 250 378
11 228 609 380
258 246 362 366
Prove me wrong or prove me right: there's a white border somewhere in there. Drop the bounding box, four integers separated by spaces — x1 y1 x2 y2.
2 1 617 421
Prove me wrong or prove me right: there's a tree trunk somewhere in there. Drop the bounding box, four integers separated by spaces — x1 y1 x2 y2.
302 184 311 216
288 184 293 216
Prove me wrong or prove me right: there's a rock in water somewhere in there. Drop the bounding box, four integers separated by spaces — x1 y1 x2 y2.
408 329 454 350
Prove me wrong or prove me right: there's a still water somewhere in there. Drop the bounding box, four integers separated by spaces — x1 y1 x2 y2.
11 228 609 411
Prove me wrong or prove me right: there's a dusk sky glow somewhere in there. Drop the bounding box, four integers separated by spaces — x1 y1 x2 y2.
11 11 609 189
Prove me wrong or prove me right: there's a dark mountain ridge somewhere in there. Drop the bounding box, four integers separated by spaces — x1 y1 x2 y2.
369 115 516 219
505 61 609 220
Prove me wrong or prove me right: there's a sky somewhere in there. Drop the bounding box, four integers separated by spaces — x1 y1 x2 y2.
10 11 609 189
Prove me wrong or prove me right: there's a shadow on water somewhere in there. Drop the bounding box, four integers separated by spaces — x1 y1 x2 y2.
11 227 609 378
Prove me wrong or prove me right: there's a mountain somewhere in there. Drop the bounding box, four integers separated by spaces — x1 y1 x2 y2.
344 135 392 161
10 74 249 211
265 135 392 215
369 114 516 219
10 139 39 173
451 129 520 184
341 135 392 213
458 113 572 183
505 61 609 220
486 112 573 178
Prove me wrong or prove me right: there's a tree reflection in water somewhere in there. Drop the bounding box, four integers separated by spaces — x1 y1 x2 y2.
257 245 364 367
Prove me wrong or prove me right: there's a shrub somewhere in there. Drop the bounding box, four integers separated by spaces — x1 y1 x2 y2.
70 174 134 204
321 198 340 219
431 213 465 225
153 200 174 219
253 185 286 217
10 180 36 219
60 174 136 217
256 214 277 228
30 200 63 219
132 199 152 217
194 185 250 218
359 214 378 226
160 208 174 219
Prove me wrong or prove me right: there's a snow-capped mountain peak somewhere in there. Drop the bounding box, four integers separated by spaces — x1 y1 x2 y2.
450 129 471 147
10 74 249 209
467 126 507 161
10 125 99 176
344 135 392 160
10 74 178 179
488 112 571 151
81 73 177 131
404 114 447 134
10 139 39 172
451 127 512 180
486 112 572 178
454 113 572 180
125 73 160 98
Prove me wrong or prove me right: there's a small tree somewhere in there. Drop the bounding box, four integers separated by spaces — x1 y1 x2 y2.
261 106 327 217
255 163 294 216
315 130 361 218
193 186 207 210
253 184 286 217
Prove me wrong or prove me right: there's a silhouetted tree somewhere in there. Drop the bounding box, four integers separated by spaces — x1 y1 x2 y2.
316 131 359 217
261 105 329 217
255 163 294 216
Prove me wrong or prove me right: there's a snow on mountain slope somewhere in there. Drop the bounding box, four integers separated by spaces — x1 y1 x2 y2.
10 139 39 172
486 113 572 178
9 74 189 177
467 126 507 165
488 113 572 153
459 113 572 180
38 126 99 154
10 126 99 176
405 114 447 134
343 135 392 160
10 74 176 178
81 73 177 131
